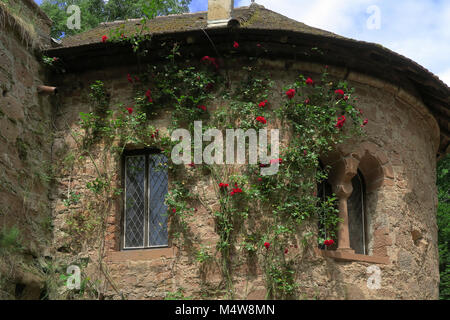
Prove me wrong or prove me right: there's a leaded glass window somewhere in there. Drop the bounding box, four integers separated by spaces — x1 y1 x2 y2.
347 170 367 255
123 152 168 249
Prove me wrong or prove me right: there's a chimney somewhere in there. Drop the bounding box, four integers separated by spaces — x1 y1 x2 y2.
208 0 234 27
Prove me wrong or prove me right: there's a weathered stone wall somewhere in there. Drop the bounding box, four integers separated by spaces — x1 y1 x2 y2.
50 58 440 300
0 3 53 299
0 0 52 47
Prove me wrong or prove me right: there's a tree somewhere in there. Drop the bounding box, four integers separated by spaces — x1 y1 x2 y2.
104 0 191 21
40 0 106 38
437 154 450 299
40 0 191 39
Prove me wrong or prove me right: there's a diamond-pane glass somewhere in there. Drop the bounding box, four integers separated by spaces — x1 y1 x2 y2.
124 155 146 248
148 154 168 246
348 172 365 254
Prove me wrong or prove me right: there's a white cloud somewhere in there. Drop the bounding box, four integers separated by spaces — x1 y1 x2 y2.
237 0 375 34
236 0 450 86
438 69 450 87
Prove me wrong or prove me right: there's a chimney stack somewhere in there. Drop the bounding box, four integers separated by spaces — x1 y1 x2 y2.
207 0 234 27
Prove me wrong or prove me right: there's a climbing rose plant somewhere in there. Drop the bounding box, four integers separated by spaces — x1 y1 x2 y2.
58 38 367 300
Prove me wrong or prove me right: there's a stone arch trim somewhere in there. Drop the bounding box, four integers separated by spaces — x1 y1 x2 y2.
323 141 395 192
319 141 393 257
352 142 394 192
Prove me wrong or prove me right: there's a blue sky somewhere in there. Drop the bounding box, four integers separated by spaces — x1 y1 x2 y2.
34 0 450 85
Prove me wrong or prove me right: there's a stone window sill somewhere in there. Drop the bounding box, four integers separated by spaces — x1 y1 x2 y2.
107 247 177 262
315 248 389 264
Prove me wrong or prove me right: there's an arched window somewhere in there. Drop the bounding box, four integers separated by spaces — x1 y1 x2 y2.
316 145 392 263
316 163 368 254
347 170 367 255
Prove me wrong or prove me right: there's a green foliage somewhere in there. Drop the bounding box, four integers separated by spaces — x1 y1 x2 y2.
89 80 109 111
42 55 56 66
104 0 191 22
196 246 213 263
40 0 106 39
165 181 195 232
266 261 298 299
165 288 191 300
63 191 82 207
437 154 450 300
86 177 109 194
0 226 22 253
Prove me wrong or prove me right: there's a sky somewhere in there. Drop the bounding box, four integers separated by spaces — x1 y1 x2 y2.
33 0 450 86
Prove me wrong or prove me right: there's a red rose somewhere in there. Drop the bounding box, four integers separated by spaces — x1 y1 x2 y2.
284 249 289 254
305 77 314 86
304 98 310 105
127 74 133 83
230 188 242 196
286 89 296 99
256 116 267 124
270 158 282 165
344 95 349 101
264 242 270 250
219 183 229 188
101 35 108 43
145 89 152 102
335 89 345 96
324 239 334 246
189 162 195 168
201 56 219 69
361 119 369 127
205 83 214 91
258 177 262 182
258 100 268 108
210 58 219 69
335 115 346 129
197 105 207 112
233 41 239 49
172 208 176 213
126 107 133 114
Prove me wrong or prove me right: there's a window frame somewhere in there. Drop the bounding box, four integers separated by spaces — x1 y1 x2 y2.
121 148 169 251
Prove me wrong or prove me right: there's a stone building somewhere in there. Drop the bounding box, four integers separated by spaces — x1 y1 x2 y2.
0 0 449 299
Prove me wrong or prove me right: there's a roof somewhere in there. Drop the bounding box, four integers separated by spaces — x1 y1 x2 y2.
60 4 343 48
46 3 450 157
